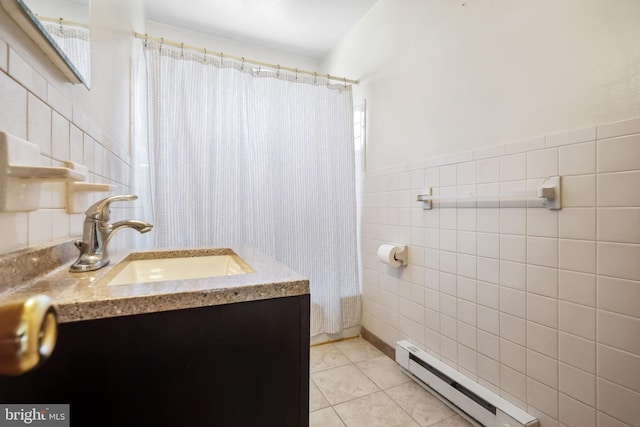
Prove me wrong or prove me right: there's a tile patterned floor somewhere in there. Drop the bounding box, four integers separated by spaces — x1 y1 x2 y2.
310 338 474 427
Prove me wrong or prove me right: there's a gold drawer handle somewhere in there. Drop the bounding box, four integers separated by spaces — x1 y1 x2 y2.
0 295 57 375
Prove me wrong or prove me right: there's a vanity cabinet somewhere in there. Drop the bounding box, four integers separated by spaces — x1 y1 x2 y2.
0 294 310 426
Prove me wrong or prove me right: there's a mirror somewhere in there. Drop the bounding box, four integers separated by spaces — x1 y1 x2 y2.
0 0 90 87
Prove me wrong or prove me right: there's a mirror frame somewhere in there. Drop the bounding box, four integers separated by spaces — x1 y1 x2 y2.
0 0 88 87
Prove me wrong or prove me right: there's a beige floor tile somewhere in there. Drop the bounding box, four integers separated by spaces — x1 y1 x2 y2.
309 407 346 427
429 415 474 426
385 381 455 426
335 337 385 363
309 340 474 427
333 391 420 427
310 343 351 373
356 355 412 390
311 364 380 405
310 379 331 412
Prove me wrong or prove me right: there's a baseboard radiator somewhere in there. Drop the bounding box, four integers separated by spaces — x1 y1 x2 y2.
396 341 539 427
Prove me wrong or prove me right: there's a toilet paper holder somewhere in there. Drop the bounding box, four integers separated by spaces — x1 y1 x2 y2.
393 246 408 265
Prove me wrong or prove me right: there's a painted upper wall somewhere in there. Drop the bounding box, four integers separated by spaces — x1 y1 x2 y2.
145 21 321 73
323 0 640 171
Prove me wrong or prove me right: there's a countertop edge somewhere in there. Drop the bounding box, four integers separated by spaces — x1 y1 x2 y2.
0 242 311 323
57 279 310 323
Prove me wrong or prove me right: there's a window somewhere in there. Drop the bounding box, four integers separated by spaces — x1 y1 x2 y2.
353 99 366 171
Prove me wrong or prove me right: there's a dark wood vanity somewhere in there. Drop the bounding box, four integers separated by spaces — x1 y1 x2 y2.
0 294 310 426
0 243 310 427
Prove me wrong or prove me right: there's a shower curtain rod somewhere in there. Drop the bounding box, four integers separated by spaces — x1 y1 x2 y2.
37 15 90 29
133 32 358 85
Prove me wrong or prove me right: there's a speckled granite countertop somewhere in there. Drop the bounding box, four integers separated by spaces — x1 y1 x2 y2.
0 240 309 323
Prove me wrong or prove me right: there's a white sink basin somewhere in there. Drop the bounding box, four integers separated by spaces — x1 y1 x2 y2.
105 252 254 286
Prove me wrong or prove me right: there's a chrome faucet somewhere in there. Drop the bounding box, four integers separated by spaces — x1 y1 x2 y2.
70 195 153 272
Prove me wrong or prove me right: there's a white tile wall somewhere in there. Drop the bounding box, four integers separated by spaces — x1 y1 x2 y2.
597 134 640 173
559 270 596 307
0 37 132 255
27 93 51 155
0 39 7 71
559 362 596 407
359 116 640 426
527 349 557 388
560 393 597 427
598 311 640 355
505 136 546 154
0 69 27 139
559 208 596 240
559 141 596 176
527 148 558 179
559 331 596 374
545 126 596 147
597 276 640 318
597 379 640 426
597 208 640 244
528 265 558 298
563 175 597 207
8 47 47 100
597 118 640 140
597 345 640 394
597 172 640 207
501 313 526 346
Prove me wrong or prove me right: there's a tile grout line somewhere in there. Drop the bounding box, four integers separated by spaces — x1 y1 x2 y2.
311 339 466 426
379 387 420 426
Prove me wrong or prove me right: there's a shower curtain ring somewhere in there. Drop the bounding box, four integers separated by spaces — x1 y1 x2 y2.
59 18 64 35
220 52 224 66
314 72 317 84
277 64 280 77
159 37 164 53
203 48 207 64
295 68 298 81
180 42 184 58
343 77 347 88
144 33 148 48
241 57 245 71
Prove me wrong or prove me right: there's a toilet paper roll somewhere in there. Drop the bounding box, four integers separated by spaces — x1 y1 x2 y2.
378 244 404 267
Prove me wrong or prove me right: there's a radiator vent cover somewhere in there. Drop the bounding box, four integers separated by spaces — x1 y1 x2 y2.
396 340 539 427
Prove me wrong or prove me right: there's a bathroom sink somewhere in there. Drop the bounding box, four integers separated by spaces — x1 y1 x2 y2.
104 250 254 286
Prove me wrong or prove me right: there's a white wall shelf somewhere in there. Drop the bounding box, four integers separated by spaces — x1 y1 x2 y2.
6 165 85 181
64 162 115 213
1 131 87 212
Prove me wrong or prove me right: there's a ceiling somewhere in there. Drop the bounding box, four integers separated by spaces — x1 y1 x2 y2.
143 0 378 59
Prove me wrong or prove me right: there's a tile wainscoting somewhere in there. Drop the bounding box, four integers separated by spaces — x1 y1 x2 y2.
358 117 640 427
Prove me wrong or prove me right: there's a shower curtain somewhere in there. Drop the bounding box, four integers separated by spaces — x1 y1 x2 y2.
136 41 360 336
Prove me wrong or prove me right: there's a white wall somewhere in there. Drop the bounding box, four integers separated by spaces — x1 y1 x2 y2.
323 0 640 171
146 21 321 73
323 1 640 426
0 0 145 254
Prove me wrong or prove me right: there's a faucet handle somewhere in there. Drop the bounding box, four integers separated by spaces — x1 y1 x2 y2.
85 194 138 220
